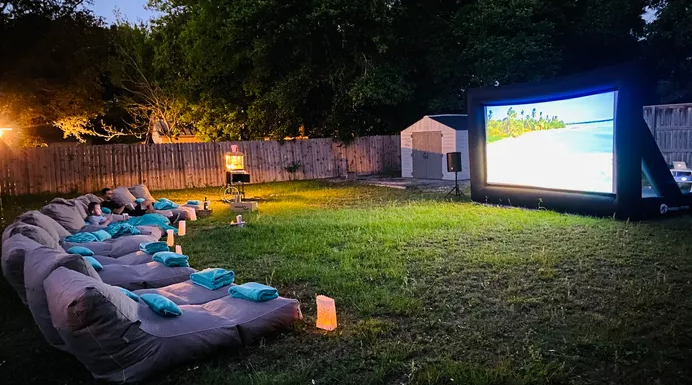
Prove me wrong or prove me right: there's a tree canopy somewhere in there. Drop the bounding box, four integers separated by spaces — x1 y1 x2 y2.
0 0 689 145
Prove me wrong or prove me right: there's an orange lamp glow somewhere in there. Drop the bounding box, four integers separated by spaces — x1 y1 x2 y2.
225 152 244 171
316 295 337 331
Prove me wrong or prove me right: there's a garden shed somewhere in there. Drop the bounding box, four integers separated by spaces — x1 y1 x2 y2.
400 115 470 180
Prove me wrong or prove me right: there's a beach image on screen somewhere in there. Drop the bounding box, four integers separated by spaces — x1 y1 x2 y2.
485 91 616 193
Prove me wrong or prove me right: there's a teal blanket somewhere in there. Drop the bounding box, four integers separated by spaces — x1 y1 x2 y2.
152 251 189 267
126 213 177 234
228 282 278 302
65 232 99 243
139 241 169 254
153 198 178 210
190 268 235 290
65 229 116 244
105 223 141 238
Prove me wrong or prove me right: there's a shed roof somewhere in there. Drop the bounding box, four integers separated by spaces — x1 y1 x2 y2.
426 114 468 131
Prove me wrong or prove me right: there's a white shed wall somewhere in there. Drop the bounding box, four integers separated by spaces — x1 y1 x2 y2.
401 116 470 181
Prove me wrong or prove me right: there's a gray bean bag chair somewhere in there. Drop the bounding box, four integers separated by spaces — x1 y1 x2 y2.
17 210 71 241
45 268 302 383
41 200 88 234
128 184 196 221
61 234 161 258
2 222 60 249
1 234 44 305
97 262 196 291
92 251 153 266
134 280 231 305
24 246 101 351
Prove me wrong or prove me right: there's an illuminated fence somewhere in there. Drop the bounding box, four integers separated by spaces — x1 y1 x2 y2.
644 103 692 165
0 136 400 196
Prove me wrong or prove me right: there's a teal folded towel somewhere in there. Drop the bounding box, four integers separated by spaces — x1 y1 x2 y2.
228 282 278 302
101 207 112 214
153 198 178 210
152 251 189 267
186 200 200 205
127 213 178 234
94 230 112 241
139 241 169 255
190 268 235 290
65 232 99 243
83 256 103 271
105 223 141 238
117 287 140 302
140 294 182 317
135 198 145 204
68 246 94 256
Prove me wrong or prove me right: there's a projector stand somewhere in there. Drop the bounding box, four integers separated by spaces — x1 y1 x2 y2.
445 171 466 198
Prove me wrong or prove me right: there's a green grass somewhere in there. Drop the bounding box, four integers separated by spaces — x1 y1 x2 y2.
2 180 692 384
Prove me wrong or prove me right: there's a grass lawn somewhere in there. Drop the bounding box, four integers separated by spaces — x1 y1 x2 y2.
2 180 692 385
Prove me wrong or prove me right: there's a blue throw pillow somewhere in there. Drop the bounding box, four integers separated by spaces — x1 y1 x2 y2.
68 246 94 256
83 256 103 271
135 198 145 204
101 207 112 214
117 287 140 302
140 294 182 317
92 230 112 241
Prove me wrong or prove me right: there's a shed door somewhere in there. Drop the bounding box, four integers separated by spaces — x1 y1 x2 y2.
412 131 443 179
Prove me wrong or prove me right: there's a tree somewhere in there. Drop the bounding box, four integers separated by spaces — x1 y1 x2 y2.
645 0 692 103
0 0 117 142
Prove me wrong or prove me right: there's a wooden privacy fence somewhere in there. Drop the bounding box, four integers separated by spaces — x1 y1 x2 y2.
0 135 401 196
644 103 692 165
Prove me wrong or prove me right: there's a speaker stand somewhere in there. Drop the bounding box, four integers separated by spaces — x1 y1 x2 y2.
445 171 466 198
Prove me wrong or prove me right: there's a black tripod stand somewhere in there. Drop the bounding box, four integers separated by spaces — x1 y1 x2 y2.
445 170 466 198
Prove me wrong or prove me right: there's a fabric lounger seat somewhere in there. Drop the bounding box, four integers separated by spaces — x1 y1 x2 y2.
45 268 302 383
61 234 161 258
92 251 153 266
97 262 196 291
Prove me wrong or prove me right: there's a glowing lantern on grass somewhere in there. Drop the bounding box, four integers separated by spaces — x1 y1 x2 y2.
316 295 337 331
166 229 175 247
178 220 186 236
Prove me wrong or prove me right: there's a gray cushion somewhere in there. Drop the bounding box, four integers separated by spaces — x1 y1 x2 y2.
17 210 71 240
1 234 44 305
112 186 137 208
129 184 156 202
134 280 230 305
3 223 60 249
74 194 102 207
44 268 302 382
97 262 195 291
41 202 86 234
24 246 101 350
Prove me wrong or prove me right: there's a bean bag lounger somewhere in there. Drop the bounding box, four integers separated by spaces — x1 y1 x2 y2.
92 251 153 266
1 234 44 305
24 246 102 351
61 234 161 258
41 200 89 234
23 247 195 350
2 222 61 249
97 262 196 291
129 184 197 221
16 210 71 242
45 268 303 383
81 223 164 240
134 280 232 305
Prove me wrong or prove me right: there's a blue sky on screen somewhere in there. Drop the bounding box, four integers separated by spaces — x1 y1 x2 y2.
486 91 616 125
90 0 160 24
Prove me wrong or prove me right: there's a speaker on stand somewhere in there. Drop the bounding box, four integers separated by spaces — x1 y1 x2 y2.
445 152 466 198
